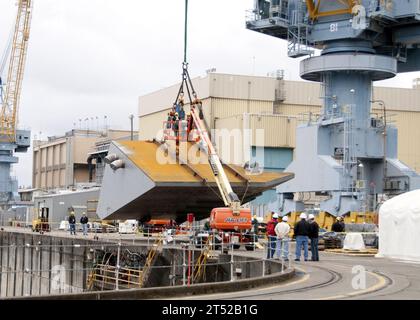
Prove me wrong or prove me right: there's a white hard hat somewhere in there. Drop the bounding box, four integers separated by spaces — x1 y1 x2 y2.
300 213 307 220
282 216 289 222
272 213 279 219
308 214 315 220
337 216 342 221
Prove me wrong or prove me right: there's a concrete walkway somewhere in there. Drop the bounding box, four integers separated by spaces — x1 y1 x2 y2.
175 249 420 300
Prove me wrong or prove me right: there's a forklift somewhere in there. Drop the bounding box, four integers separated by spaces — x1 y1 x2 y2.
32 207 51 233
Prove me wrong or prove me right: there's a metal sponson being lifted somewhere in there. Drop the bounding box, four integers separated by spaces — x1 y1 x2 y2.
97 140 294 222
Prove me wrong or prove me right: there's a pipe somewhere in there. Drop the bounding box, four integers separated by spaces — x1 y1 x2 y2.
187 245 191 286
87 155 94 183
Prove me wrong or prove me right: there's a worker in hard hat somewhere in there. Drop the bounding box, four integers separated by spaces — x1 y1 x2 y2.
172 113 180 137
174 98 184 115
332 216 345 232
68 211 76 236
178 107 188 141
252 215 259 234
308 214 320 261
80 212 89 236
275 215 291 261
203 218 210 231
166 112 172 129
294 213 310 261
178 105 186 120
250 215 259 248
266 213 279 259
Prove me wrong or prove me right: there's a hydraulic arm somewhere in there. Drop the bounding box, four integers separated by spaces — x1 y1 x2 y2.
189 106 241 214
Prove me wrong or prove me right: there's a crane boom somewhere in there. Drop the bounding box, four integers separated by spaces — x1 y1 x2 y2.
0 0 32 142
190 106 241 214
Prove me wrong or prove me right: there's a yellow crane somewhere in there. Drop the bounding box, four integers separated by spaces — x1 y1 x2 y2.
306 0 358 20
0 0 32 206
0 0 32 142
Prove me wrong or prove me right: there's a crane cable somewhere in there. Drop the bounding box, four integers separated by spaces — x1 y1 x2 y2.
174 0 198 107
183 0 188 65
0 26 14 78
169 0 226 204
0 23 15 103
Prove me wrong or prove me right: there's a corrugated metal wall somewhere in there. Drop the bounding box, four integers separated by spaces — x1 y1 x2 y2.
275 103 321 118
214 114 242 131
73 137 98 164
283 80 322 106
209 73 277 101
215 114 297 149
139 109 170 141
373 87 420 112
213 115 245 165
212 98 273 119
248 114 297 148
392 111 420 172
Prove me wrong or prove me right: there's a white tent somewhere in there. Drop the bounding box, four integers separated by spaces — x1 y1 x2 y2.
377 190 420 262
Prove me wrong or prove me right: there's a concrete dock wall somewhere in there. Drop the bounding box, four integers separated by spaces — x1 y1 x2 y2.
0 231 92 298
0 230 294 299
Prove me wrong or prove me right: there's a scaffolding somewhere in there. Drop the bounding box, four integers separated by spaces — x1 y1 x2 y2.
342 105 357 194
287 0 313 58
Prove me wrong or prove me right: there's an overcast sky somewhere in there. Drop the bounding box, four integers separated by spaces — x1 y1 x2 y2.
1 0 419 187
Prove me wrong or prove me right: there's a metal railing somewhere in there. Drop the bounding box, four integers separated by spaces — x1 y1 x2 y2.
0 228 295 298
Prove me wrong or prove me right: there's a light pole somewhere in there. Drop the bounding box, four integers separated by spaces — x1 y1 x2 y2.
129 114 134 141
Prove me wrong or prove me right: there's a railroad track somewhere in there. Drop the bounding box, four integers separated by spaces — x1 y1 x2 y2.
222 265 342 300
208 264 393 300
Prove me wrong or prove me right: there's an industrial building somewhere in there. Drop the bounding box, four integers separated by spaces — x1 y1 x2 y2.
32 129 132 190
33 188 100 226
139 73 420 175
0 188 99 228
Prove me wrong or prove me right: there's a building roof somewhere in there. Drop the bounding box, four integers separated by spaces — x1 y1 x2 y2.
18 188 39 193
34 188 101 199
33 129 133 148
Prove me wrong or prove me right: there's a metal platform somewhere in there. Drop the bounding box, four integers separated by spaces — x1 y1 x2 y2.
97 141 294 222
